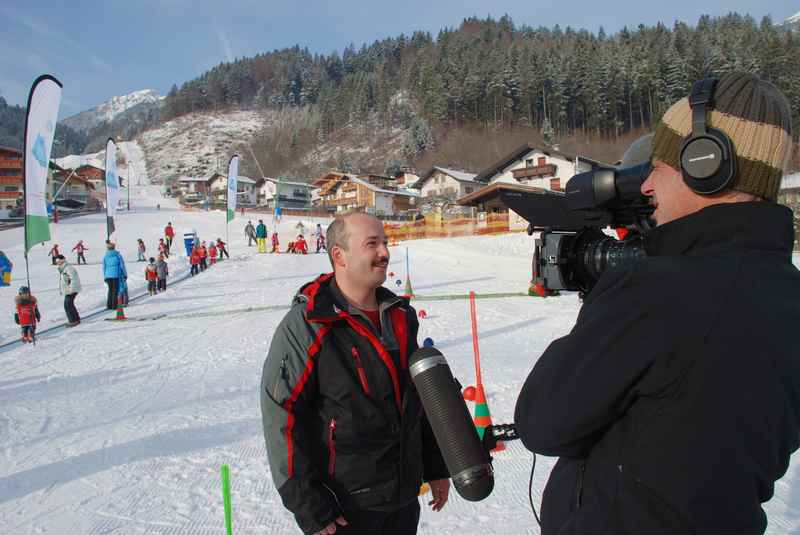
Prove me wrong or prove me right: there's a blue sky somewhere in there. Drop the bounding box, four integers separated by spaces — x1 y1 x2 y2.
1 0 797 118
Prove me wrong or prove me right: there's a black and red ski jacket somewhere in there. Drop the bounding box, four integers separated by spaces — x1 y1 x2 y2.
261 273 448 535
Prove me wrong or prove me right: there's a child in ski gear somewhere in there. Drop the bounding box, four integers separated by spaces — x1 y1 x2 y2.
189 247 200 276
137 239 146 262
216 238 229 259
56 255 81 326
15 286 40 343
208 242 218 265
294 235 308 254
198 241 208 271
164 222 175 249
285 240 296 254
316 234 326 253
270 232 279 253
158 238 170 259
145 258 158 295
72 241 88 264
155 255 168 292
48 244 60 265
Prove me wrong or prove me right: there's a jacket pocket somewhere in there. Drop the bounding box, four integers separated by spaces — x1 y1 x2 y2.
352 347 371 395
327 418 337 476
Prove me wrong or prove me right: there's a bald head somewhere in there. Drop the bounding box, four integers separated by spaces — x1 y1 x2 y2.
327 212 380 267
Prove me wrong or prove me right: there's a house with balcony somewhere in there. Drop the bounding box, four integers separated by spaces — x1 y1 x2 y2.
411 167 479 200
457 144 613 229
313 171 418 216
257 177 314 210
207 173 258 206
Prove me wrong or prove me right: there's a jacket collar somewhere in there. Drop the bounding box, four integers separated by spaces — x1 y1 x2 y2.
643 202 796 259
298 273 405 322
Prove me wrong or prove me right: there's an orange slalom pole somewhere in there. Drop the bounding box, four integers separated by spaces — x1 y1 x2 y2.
469 290 482 386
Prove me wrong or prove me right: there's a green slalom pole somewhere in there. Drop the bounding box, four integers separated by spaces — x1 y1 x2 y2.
221 464 233 535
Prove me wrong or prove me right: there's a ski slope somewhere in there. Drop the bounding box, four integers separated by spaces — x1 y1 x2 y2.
0 186 799 534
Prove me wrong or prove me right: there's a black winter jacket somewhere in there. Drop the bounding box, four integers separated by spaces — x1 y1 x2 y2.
515 202 800 534
261 274 448 535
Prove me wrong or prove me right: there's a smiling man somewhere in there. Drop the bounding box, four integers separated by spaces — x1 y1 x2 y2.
261 212 450 535
515 72 800 535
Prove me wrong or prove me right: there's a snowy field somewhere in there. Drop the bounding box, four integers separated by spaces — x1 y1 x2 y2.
0 186 799 534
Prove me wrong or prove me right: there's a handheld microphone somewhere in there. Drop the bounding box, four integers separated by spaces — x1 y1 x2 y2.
409 346 494 501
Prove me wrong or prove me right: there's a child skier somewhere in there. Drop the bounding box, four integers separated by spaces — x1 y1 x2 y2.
189 246 200 276
15 286 41 343
216 238 229 260
158 238 170 259
137 239 146 262
270 232 280 253
48 244 60 265
198 241 208 272
155 255 168 292
316 234 327 254
145 258 158 295
295 235 308 254
72 241 88 264
208 242 218 265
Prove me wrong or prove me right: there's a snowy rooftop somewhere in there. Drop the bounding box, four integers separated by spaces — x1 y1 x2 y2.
352 176 420 197
434 166 478 183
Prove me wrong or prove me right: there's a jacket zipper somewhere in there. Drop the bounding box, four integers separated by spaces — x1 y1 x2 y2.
575 461 586 509
327 418 337 476
352 347 371 395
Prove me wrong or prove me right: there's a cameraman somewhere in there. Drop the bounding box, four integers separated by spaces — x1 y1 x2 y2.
514 72 799 535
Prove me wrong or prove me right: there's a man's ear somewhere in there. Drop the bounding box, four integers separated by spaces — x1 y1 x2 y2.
331 245 346 269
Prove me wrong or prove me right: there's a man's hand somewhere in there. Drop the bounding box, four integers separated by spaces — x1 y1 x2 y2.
314 516 347 535
428 479 450 511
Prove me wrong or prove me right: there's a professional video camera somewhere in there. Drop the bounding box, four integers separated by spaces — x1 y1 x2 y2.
500 145 655 296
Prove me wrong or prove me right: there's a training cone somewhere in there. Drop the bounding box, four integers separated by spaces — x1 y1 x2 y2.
473 384 504 452
529 282 547 298
115 296 126 320
418 309 427 319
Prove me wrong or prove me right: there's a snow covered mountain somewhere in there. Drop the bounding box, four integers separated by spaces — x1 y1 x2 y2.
786 11 800 31
61 89 164 134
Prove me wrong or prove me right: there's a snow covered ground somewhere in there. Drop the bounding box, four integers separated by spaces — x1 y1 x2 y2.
0 184 798 534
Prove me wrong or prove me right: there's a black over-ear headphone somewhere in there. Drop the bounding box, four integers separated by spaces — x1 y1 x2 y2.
679 78 737 195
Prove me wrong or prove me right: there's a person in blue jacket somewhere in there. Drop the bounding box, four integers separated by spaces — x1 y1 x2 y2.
102 241 127 309
0 251 12 287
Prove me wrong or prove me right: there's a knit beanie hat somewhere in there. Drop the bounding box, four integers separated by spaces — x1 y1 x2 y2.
651 72 793 201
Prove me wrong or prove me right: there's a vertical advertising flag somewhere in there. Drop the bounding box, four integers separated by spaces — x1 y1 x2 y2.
226 154 239 223
105 138 119 238
23 75 62 252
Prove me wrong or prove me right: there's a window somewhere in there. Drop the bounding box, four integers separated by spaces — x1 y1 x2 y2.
526 158 534 168
3 186 18 192
465 187 473 194
0 168 21 176
538 157 546 166
550 178 561 191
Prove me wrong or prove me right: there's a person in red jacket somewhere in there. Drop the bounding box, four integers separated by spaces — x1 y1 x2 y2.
270 232 280 253
158 238 170 259
48 244 60 265
198 241 208 271
216 238 229 260
72 241 88 265
14 286 41 343
208 242 218 265
164 222 175 250
294 234 308 254
145 258 158 295
189 247 200 276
